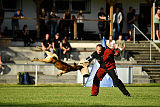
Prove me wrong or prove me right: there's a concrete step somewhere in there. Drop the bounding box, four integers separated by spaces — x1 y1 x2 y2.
127 50 158 53
125 47 156 50
132 79 151 83
132 54 160 57
133 57 160 60
0 74 77 84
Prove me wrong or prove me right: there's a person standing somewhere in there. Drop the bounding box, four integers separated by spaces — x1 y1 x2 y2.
63 10 72 39
155 9 160 40
49 8 59 39
86 44 130 96
127 7 136 41
76 10 84 40
52 33 62 59
0 5 4 38
11 9 24 38
113 7 122 40
40 8 47 39
98 8 106 39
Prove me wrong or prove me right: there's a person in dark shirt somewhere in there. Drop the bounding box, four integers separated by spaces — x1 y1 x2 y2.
86 44 130 97
63 10 72 39
11 9 24 38
52 33 62 59
62 38 71 61
127 7 136 41
41 34 53 58
98 8 106 39
49 8 59 38
40 8 47 39
23 25 33 47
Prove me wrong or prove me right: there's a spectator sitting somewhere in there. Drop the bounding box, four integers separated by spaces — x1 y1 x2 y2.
116 34 125 60
62 38 71 61
41 34 53 58
11 9 24 38
52 33 62 59
23 25 33 47
106 35 115 49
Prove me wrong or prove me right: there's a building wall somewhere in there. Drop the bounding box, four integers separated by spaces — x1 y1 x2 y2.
1 0 151 36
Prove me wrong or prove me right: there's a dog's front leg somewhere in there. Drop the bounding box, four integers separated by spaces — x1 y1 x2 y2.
57 71 68 77
31 58 45 62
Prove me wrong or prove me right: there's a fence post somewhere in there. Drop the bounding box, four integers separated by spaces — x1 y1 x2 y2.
35 65 38 86
133 26 135 44
150 43 152 61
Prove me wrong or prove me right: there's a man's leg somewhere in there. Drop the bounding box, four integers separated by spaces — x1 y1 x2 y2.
91 68 106 96
107 68 130 96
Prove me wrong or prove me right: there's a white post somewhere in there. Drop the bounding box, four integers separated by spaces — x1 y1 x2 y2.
150 43 152 61
133 26 135 44
153 2 155 41
35 65 38 86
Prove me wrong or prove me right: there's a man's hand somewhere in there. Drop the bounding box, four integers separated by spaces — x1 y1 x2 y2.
114 52 119 56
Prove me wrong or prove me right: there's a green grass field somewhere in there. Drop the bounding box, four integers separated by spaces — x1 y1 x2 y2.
0 84 160 107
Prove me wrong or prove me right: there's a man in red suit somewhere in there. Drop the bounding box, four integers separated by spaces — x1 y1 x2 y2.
86 44 130 96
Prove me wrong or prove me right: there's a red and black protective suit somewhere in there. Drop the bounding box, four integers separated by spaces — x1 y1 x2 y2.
86 48 130 96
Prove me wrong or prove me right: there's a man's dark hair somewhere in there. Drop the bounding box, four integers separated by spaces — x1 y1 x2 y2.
100 8 104 10
96 44 103 48
129 6 133 11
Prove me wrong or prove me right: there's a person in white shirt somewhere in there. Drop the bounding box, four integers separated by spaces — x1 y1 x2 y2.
106 35 115 49
113 7 122 40
76 10 84 40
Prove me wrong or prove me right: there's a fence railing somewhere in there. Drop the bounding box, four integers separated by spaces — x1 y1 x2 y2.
133 24 156 61
1 63 160 85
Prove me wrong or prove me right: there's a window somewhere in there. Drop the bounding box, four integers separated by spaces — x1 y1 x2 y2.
0 0 22 11
140 4 151 26
41 0 91 13
72 0 86 11
55 0 69 11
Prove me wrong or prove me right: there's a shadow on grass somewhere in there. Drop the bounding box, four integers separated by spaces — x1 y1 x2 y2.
0 103 159 107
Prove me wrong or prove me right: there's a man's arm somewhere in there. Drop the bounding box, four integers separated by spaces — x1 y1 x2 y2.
103 49 111 62
41 42 46 50
86 52 96 63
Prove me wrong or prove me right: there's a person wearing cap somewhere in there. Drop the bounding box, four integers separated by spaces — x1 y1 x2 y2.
76 10 84 40
52 33 62 59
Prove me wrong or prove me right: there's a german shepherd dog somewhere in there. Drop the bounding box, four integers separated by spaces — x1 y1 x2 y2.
31 46 83 76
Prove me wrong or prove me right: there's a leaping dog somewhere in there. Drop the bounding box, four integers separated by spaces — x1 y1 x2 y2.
31 46 88 76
